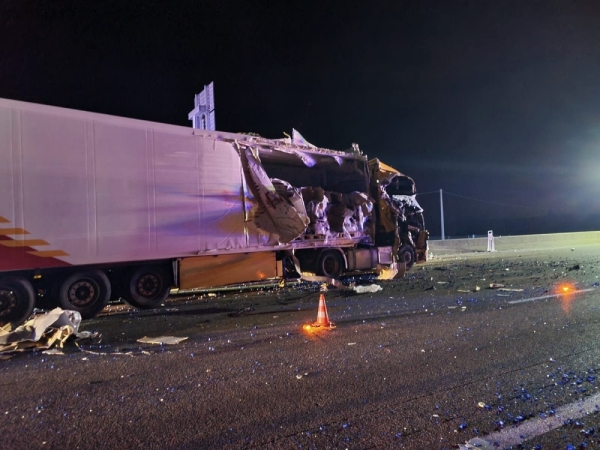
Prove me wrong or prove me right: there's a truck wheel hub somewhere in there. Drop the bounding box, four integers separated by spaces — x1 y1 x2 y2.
137 275 159 297
68 281 96 306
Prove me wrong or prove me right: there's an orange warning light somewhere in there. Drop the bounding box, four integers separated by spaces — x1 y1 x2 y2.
556 283 576 313
557 283 575 294
303 324 312 331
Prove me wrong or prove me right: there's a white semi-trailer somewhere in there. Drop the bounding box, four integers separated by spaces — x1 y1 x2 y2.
0 98 428 327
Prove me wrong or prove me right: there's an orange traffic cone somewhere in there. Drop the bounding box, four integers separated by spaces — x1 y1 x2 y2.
312 293 335 328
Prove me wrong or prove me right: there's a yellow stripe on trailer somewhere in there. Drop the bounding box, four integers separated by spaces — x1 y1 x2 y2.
0 239 49 247
0 228 30 235
27 250 69 257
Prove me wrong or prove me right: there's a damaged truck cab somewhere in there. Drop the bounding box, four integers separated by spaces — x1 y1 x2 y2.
238 132 429 279
0 98 427 329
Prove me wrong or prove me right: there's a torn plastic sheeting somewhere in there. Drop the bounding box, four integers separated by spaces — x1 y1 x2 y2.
327 192 357 237
305 188 330 235
0 308 82 354
239 144 309 243
137 336 189 345
301 188 374 239
353 284 382 294
391 194 423 214
272 178 308 225
348 191 373 233
272 146 317 167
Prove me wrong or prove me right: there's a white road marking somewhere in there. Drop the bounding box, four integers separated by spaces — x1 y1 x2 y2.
459 392 600 449
459 286 598 448
508 288 595 305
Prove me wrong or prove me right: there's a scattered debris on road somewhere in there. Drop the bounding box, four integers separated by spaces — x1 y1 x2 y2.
353 284 383 293
0 308 87 355
458 286 481 293
137 336 189 345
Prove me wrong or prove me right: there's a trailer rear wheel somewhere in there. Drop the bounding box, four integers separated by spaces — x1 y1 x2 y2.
398 244 415 270
123 265 170 309
0 277 35 328
317 250 344 279
57 270 111 319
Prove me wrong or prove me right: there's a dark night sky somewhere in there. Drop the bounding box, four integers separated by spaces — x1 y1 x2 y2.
1 0 600 236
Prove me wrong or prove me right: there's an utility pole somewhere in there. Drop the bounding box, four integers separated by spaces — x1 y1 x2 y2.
440 189 445 240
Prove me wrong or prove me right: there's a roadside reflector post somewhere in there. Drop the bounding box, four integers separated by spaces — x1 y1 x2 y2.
487 230 495 252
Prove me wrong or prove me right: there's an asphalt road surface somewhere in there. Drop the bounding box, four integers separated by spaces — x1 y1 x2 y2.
2 243 600 450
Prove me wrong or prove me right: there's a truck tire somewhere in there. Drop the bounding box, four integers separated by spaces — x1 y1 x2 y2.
123 265 170 309
398 244 415 270
317 250 344 279
0 277 35 328
57 270 111 319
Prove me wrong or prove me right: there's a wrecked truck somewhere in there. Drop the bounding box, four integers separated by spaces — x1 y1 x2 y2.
0 97 428 328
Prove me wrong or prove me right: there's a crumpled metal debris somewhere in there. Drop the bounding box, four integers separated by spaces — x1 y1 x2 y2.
0 308 83 354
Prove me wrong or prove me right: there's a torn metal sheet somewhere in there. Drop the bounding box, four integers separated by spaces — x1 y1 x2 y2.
272 147 318 167
291 128 316 148
137 336 189 345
